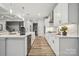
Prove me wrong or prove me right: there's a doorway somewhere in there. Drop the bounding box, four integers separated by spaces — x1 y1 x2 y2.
33 23 38 36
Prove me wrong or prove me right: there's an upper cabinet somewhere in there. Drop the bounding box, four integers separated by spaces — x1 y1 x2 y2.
54 3 79 26
0 14 23 21
68 3 79 24
54 3 68 26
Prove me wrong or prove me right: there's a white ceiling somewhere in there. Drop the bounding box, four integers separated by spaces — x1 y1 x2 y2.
0 3 57 18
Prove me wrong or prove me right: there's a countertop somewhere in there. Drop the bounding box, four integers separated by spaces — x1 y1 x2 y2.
55 35 79 38
46 33 79 38
0 32 33 38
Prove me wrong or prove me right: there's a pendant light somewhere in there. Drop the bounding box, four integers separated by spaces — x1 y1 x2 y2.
9 3 13 14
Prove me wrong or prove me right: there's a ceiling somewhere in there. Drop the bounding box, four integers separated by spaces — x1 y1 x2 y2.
0 3 57 18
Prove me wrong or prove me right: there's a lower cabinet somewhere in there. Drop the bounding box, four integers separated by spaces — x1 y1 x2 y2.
0 38 5 56
0 38 25 56
77 38 79 56
5 38 25 56
54 37 59 56
59 37 78 56
46 34 78 56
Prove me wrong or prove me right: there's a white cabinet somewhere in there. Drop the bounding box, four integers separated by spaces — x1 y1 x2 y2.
53 37 78 56
54 3 68 26
59 37 78 56
31 32 35 45
68 3 78 24
45 33 54 49
45 33 78 56
54 3 79 26
54 37 59 56
0 38 5 56
6 38 25 56
77 38 79 56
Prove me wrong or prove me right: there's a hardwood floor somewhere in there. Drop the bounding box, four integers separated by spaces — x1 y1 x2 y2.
28 36 55 56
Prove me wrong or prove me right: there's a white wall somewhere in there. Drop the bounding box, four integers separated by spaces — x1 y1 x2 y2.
24 17 45 36
38 18 44 36
24 17 33 33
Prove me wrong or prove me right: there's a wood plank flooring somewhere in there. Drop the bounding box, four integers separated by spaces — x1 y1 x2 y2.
28 36 55 56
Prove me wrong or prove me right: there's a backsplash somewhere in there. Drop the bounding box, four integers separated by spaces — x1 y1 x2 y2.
59 24 77 35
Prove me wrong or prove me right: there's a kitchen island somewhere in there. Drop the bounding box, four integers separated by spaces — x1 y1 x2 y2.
45 33 79 56
55 35 79 56
0 32 35 56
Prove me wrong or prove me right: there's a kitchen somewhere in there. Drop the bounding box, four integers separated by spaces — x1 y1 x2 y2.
0 3 79 56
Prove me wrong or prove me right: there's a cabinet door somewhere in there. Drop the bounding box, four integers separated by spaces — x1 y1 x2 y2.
59 38 77 56
6 38 25 56
50 36 55 51
54 37 59 56
68 3 78 24
54 3 68 26
77 38 79 56
0 38 5 56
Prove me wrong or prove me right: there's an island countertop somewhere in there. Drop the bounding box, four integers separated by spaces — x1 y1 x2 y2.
0 32 33 38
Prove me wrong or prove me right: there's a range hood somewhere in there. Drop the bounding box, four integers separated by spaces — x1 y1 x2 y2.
49 11 54 23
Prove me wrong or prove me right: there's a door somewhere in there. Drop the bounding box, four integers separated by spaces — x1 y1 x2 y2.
33 23 38 36
0 38 5 56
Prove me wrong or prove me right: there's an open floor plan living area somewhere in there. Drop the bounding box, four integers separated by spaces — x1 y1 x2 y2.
0 3 79 56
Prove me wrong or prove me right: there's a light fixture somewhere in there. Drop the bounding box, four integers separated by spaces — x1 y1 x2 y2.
10 9 12 14
9 3 13 14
